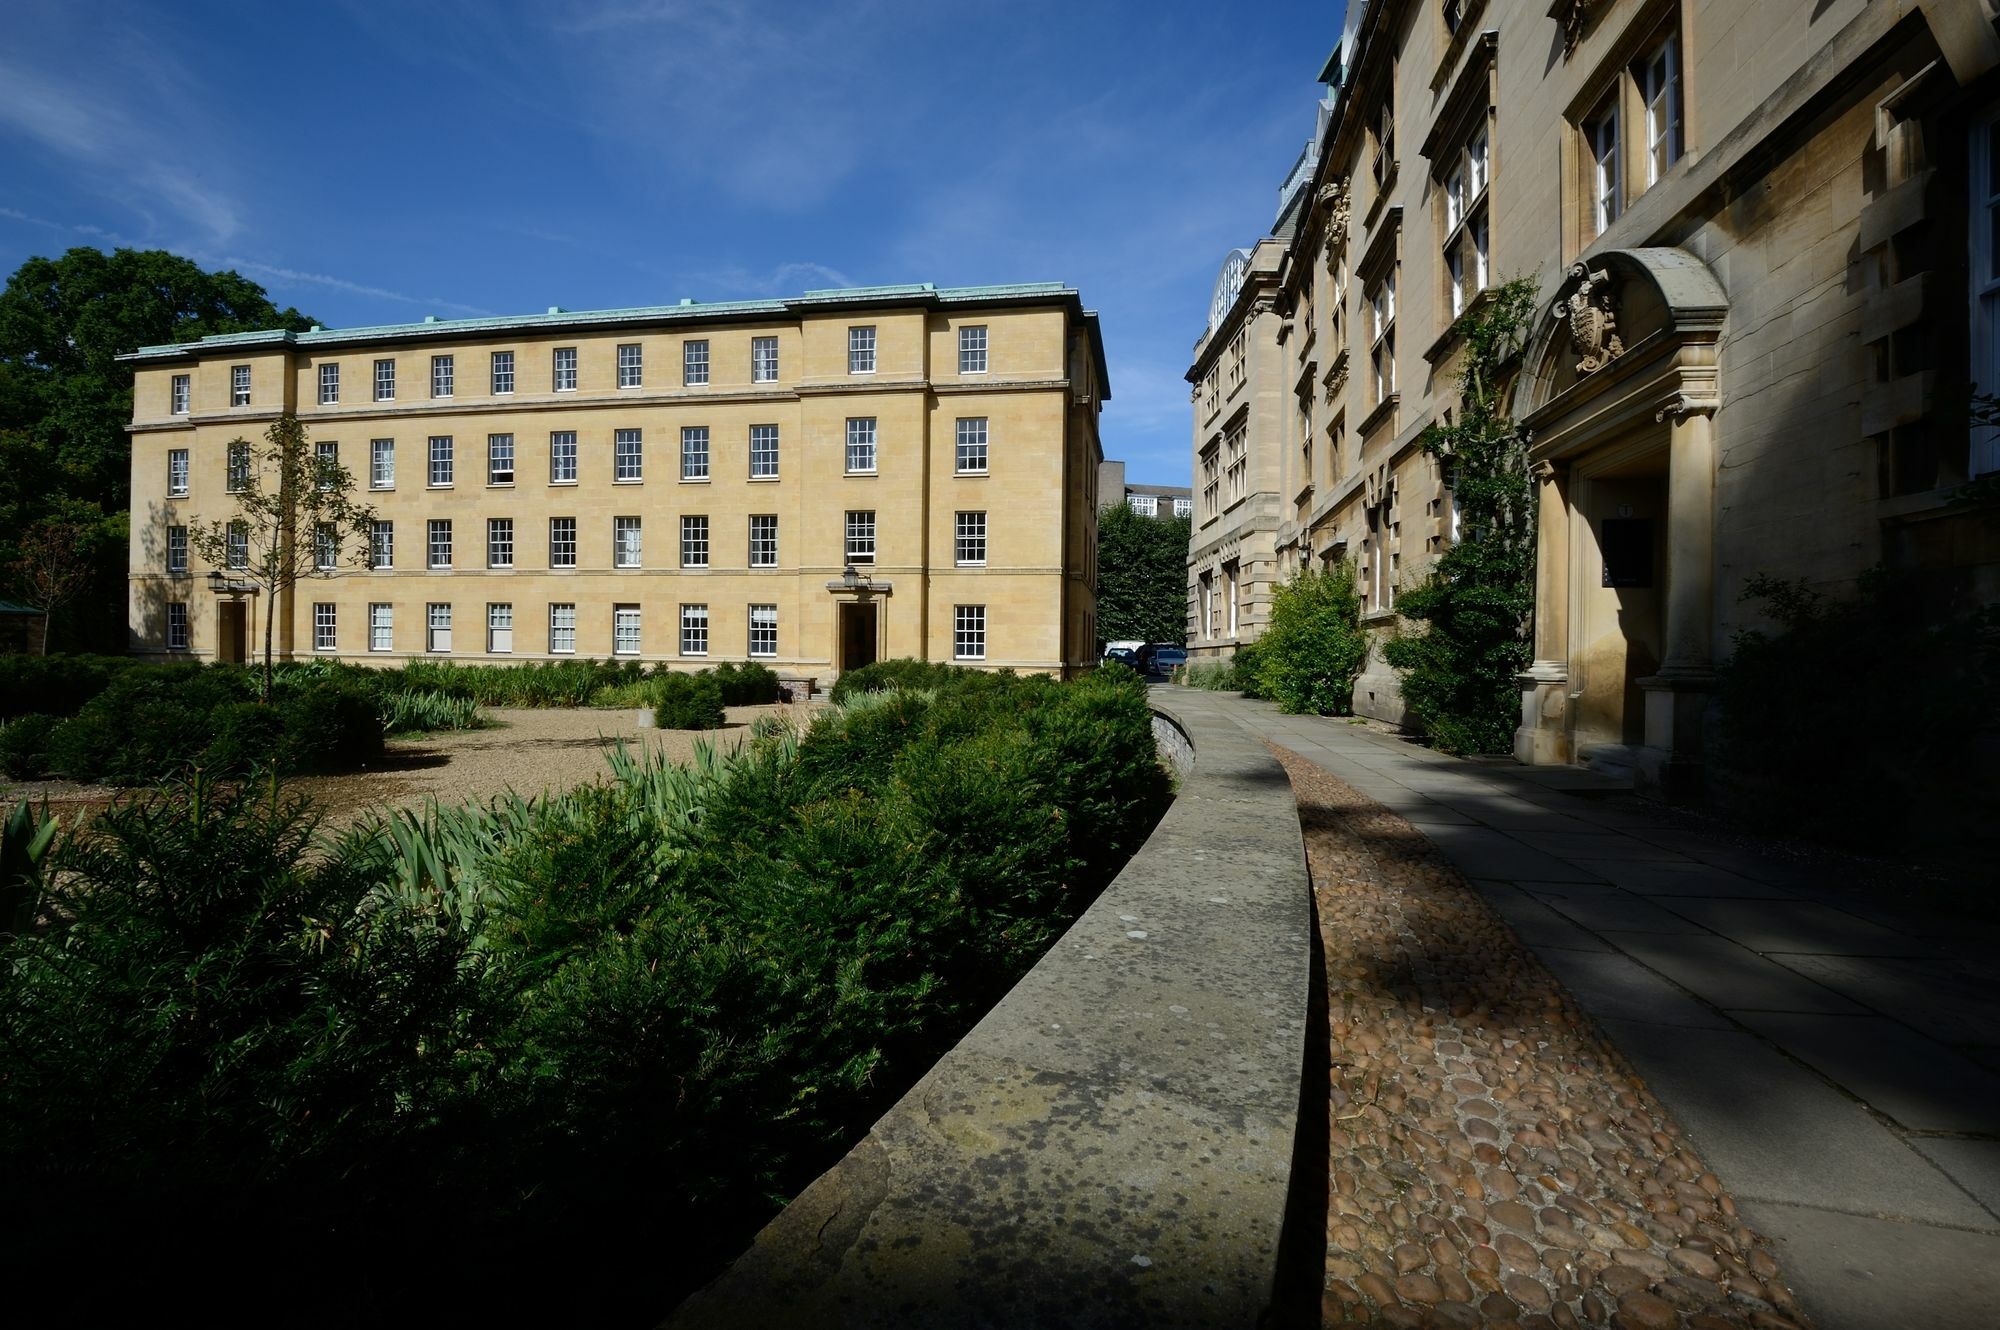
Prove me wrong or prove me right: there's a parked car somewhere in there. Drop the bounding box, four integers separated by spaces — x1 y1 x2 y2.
1150 646 1188 676
1102 646 1140 669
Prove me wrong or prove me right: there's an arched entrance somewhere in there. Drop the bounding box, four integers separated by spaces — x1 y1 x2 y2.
1511 249 1727 797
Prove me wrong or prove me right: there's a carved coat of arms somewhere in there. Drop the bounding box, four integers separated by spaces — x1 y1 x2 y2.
1564 262 1623 376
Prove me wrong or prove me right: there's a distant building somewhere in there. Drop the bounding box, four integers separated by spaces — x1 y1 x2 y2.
1097 460 1192 521
1195 0 2000 795
0 599 48 655
122 283 1110 677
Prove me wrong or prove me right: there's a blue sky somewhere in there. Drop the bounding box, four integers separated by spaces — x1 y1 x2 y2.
1 0 1341 486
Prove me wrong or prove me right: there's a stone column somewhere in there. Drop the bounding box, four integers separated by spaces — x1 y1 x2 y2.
1638 398 1719 797
1514 460 1574 766
1658 402 1717 676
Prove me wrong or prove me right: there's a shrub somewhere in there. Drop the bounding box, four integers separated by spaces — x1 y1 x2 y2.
712 660 783 706
1232 638 1270 699
276 680 384 772
0 654 140 720
1250 563 1368 715
1177 660 1239 690
829 658 973 703
654 671 726 730
0 714 60 779
202 701 288 775
1716 573 1998 852
380 689 486 736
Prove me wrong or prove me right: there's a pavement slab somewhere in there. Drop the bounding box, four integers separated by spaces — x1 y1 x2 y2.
1649 899 1938 958
1736 1201 2000 1330
1729 1013 2000 1135
1603 933 1868 1015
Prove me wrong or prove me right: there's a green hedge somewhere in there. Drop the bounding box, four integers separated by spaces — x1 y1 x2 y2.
0 667 1171 1321
654 670 727 730
829 657 999 703
0 654 144 720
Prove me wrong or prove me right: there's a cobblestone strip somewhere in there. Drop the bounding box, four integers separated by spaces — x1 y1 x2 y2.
1268 744 1810 1330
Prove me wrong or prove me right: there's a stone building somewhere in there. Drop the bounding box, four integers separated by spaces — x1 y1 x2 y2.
1198 0 2000 791
1097 460 1192 521
122 283 1108 678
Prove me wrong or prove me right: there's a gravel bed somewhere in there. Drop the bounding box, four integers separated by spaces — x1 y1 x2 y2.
1268 743 1811 1330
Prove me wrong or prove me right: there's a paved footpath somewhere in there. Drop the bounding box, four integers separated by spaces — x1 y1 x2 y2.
1159 688 2000 1330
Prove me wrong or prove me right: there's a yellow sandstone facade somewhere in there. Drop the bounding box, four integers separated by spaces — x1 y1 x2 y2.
122 283 1108 680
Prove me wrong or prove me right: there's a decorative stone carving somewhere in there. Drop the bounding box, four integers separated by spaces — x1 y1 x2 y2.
1549 0 1605 55
1655 392 1718 423
1322 349 1349 403
1562 262 1623 376
1530 459 1557 483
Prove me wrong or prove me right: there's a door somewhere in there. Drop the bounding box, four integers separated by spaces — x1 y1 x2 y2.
218 601 248 663
839 602 878 673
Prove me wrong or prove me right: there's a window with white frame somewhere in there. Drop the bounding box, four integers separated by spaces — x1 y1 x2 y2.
1225 426 1248 503
371 519 393 569
682 339 709 386
845 510 876 564
550 431 577 483
488 603 513 653
848 325 876 374
167 602 189 650
319 362 340 405
488 517 514 568
1444 125 1491 318
1128 494 1157 517
751 335 778 382
231 364 251 406
681 426 709 480
1973 108 2000 476
428 518 452 569
227 520 248 569
959 325 988 374
315 440 338 489
1369 268 1397 403
374 358 396 402
749 514 777 567
432 354 454 398
371 438 395 489
168 448 190 496
1173 496 1193 518
1226 562 1241 634
548 602 577 653
845 417 877 473
226 440 251 492
955 510 986 565
552 347 577 392
615 428 643 481
427 602 452 653
614 516 642 568
955 417 988 473
491 350 515 394
681 514 709 568
748 603 777 657
617 343 643 388
1640 31 1684 187
428 435 454 487
369 602 393 652
171 374 190 415
1587 97 1620 236
953 605 986 660
749 424 779 477
167 524 188 574
313 602 336 650
488 434 515 484
549 517 578 567
1201 443 1220 517
313 522 337 570
679 604 708 656
614 605 642 656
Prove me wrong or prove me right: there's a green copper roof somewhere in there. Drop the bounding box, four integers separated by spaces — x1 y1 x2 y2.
117 282 1081 362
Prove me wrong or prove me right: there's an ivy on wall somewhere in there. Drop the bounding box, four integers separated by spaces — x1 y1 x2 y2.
1384 278 1542 754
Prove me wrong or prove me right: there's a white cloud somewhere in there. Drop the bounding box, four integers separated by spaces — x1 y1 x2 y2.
224 260 494 318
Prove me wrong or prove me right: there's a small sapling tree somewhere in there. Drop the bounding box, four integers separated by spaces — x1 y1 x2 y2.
189 413 377 700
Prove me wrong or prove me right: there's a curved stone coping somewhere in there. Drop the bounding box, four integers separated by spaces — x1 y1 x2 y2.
666 692 1313 1329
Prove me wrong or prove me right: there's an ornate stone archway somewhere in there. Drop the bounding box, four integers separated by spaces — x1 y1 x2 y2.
1511 249 1729 796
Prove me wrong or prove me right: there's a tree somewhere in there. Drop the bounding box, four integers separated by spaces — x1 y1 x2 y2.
0 247 313 648
1096 503 1192 644
1248 561 1369 714
1384 277 1541 754
189 414 376 700
7 519 96 654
